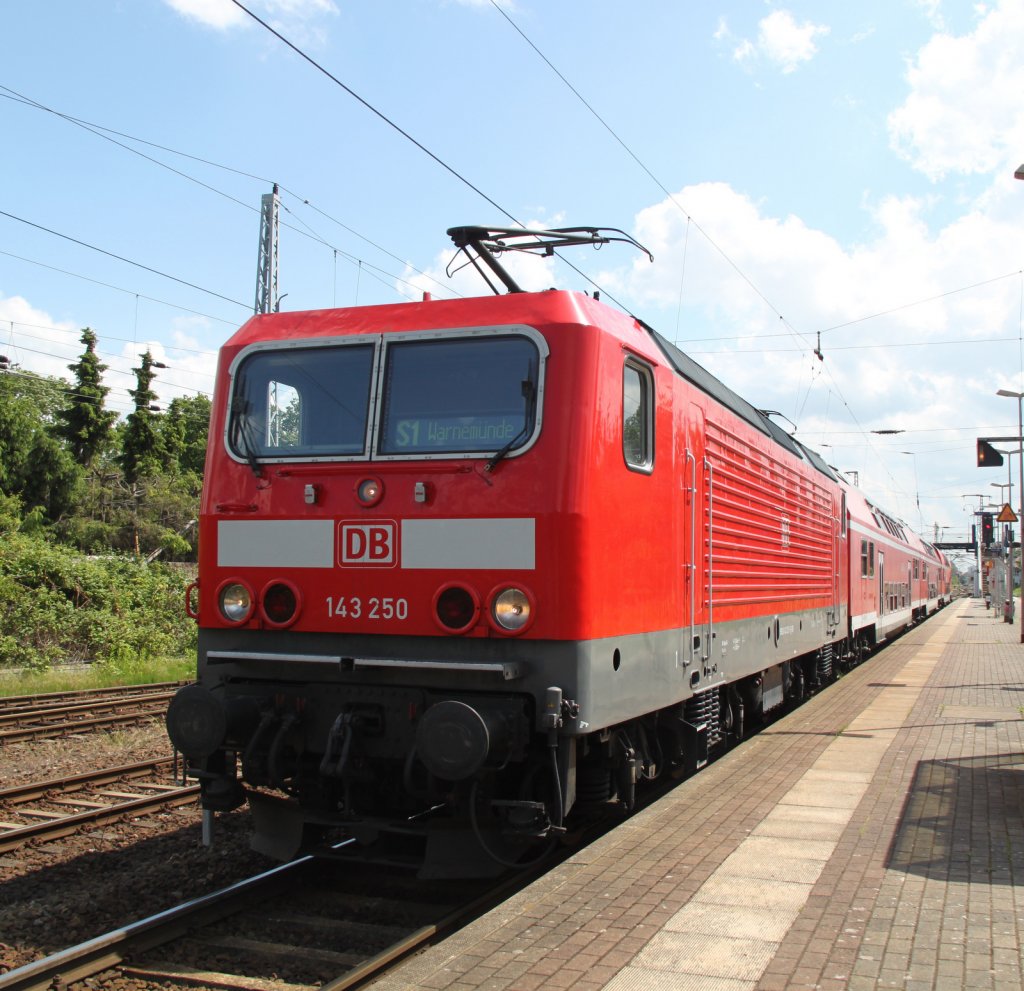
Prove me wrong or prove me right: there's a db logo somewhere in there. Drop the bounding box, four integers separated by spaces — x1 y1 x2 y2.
338 521 397 567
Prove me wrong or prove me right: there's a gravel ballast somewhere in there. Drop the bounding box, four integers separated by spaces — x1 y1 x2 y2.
0 721 271 976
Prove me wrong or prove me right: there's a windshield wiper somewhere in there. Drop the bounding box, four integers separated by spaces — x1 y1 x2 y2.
485 375 536 474
230 394 264 478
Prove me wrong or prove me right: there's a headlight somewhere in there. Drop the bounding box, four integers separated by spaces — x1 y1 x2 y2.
218 582 253 624
491 586 532 632
356 476 384 507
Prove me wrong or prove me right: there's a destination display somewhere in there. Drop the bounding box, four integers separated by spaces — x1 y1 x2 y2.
388 415 522 451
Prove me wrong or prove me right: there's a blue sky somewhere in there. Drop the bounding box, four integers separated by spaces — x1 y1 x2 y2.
3 0 1024 553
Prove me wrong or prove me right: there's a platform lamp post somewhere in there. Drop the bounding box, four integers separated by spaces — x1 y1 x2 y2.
963 494 986 597
995 389 1024 642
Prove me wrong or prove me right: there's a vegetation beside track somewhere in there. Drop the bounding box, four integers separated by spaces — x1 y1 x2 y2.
0 513 197 674
0 353 205 677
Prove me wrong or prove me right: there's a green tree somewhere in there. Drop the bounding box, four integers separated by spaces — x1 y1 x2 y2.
132 473 199 559
56 328 117 465
120 351 166 485
159 394 211 477
0 372 80 520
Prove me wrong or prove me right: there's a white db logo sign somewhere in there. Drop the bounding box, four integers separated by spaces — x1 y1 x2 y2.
339 522 396 567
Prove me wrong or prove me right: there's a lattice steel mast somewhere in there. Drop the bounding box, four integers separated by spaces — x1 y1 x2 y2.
254 183 280 314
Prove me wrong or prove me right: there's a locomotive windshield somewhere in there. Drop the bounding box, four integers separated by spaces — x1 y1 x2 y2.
228 343 375 460
378 336 537 456
226 331 543 463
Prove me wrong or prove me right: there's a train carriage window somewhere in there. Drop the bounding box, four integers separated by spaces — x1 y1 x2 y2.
377 335 540 456
623 359 654 472
859 540 876 578
228 344 374 460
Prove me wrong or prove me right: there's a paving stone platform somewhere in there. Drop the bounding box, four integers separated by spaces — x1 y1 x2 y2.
370 598 1024 991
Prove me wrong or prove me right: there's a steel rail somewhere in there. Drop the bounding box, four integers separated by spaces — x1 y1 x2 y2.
122 853 538 991
0 705 170 743
0 690 177 726
317 872 527 991
0 857 314 991
0 756 177 805
0 783 198 853
0 681 186 710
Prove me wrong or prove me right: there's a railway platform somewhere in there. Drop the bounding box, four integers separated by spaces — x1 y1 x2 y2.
371 596 1024 991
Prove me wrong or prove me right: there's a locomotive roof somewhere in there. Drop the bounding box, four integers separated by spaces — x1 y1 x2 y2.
643 322 838 484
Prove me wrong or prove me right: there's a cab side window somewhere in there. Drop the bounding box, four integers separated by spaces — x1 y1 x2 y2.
623 359 654 472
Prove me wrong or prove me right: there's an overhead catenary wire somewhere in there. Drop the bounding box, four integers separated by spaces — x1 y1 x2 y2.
7 317 219 359
3 341 210 398
0 248 238 327
0 209 251 310
815 269 1024 337
7 324 217 379
0 370 185 415
225 1 641 310
486 1 812 346
483 3 1024 528
685 334 1019 356
229 0 522 228
0 16 1004 531
481 2 921 498
0 84 462 304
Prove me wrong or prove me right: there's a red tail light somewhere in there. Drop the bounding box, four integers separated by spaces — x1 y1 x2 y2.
261 581 300 628
433 584 479 634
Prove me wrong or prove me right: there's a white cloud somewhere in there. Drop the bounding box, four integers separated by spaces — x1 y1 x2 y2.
732 10 830 74
603 176 1024 531
447 0 518 9
164 0 337 35
912 0 946 30
0 294 79 382
888 0 1024 179
163 0 247 30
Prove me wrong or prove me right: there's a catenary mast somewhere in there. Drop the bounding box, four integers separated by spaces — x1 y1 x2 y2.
254 183 280 315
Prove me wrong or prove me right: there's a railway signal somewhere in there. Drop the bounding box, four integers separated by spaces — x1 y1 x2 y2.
977 438 1004 467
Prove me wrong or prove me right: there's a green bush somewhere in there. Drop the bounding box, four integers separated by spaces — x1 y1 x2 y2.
0 530 197 670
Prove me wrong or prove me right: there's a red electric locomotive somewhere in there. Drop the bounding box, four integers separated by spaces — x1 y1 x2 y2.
167 226 948 875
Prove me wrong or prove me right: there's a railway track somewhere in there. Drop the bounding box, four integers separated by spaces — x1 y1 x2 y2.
0 623 942 991
0 683 183 743
0 756 197 852
0 681 186 711
0 851 528 991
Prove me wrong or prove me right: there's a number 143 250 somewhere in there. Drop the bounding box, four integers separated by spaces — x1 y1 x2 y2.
325 596 409 621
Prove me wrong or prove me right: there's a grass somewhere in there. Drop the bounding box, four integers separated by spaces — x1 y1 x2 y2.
0 654 194 697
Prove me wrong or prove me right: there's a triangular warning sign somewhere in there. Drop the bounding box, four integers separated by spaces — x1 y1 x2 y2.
997 503 1018 523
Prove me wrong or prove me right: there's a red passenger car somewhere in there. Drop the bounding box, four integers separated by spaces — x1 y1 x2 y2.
844 482 951 657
